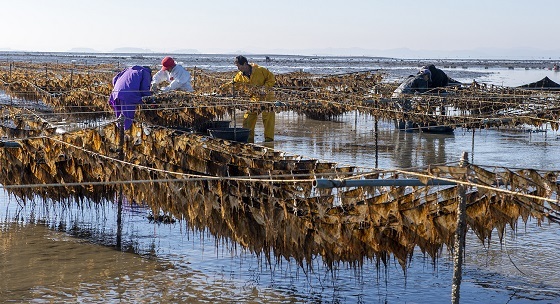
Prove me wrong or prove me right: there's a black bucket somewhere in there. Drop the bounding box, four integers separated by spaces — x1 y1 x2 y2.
208 127 250 142
196 120 231 133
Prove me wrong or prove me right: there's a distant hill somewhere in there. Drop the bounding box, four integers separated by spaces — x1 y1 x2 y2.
68 47 99 53
4 45 558 60
111 47 154 53
228 46 560 60
172 49 200 54
167 46 560 60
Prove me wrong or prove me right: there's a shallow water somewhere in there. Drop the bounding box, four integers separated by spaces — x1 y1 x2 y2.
2 189 559 303
2 53 560 303
268 111 560 171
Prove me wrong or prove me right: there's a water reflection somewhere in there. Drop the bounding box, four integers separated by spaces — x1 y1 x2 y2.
270 111 560 170
3 195 559 303
271 111 458 170
0 199 310 303
2 115 560 302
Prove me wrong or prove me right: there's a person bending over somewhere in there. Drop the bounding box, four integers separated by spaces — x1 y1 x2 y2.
109 65 152 130
232 55 276 143
151 56 193 92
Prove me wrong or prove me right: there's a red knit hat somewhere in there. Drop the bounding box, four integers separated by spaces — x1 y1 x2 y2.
161 56 176 71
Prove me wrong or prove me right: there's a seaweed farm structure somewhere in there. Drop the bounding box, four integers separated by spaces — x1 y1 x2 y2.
2 60 560 302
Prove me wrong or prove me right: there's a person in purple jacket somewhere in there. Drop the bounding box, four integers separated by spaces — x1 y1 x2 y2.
108 65 152 130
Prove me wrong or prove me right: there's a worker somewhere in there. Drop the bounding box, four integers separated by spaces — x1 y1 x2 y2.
151 56 193 92
391 68 432 131
108 65 152 130
232 55 276 143
391 68 431 98
422 64 449 88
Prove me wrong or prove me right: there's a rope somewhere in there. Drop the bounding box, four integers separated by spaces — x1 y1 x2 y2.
392 168 560 205
47 136 319 184
8 126 560 215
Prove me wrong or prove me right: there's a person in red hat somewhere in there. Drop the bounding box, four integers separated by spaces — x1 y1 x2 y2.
151 56 193 92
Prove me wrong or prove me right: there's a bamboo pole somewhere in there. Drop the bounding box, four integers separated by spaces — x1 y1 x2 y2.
314 178 456 188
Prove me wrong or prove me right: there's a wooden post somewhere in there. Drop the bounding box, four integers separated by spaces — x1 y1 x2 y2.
451 151 469 304
471 128 475 163
116 112 125 250
9 62 13 106
45 64 48 88
374 98 379 169
192 66 196 91
116 187 123 250
118 114 125 160
231 79 236 128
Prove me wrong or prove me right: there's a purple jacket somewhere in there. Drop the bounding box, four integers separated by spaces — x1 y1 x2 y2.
108 66 152 130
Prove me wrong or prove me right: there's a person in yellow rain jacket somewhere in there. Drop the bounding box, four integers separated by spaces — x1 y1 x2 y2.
233 55 276 143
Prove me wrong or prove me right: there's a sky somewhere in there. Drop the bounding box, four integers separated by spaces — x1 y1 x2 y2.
2 0 560 58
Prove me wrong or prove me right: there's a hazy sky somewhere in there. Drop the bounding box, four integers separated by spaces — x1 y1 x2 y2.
3 0 559 55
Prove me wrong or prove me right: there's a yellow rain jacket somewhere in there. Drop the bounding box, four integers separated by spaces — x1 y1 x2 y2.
233 63 276 142
233 63 275 101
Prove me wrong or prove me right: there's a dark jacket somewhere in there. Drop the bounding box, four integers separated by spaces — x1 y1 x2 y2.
391 75 429 98
424 64 449 88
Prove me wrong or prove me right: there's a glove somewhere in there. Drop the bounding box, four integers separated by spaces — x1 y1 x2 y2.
258 87 268 96
142 96 155 103
150 83 158 92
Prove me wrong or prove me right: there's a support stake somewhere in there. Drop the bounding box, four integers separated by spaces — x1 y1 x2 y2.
452 151 469 304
